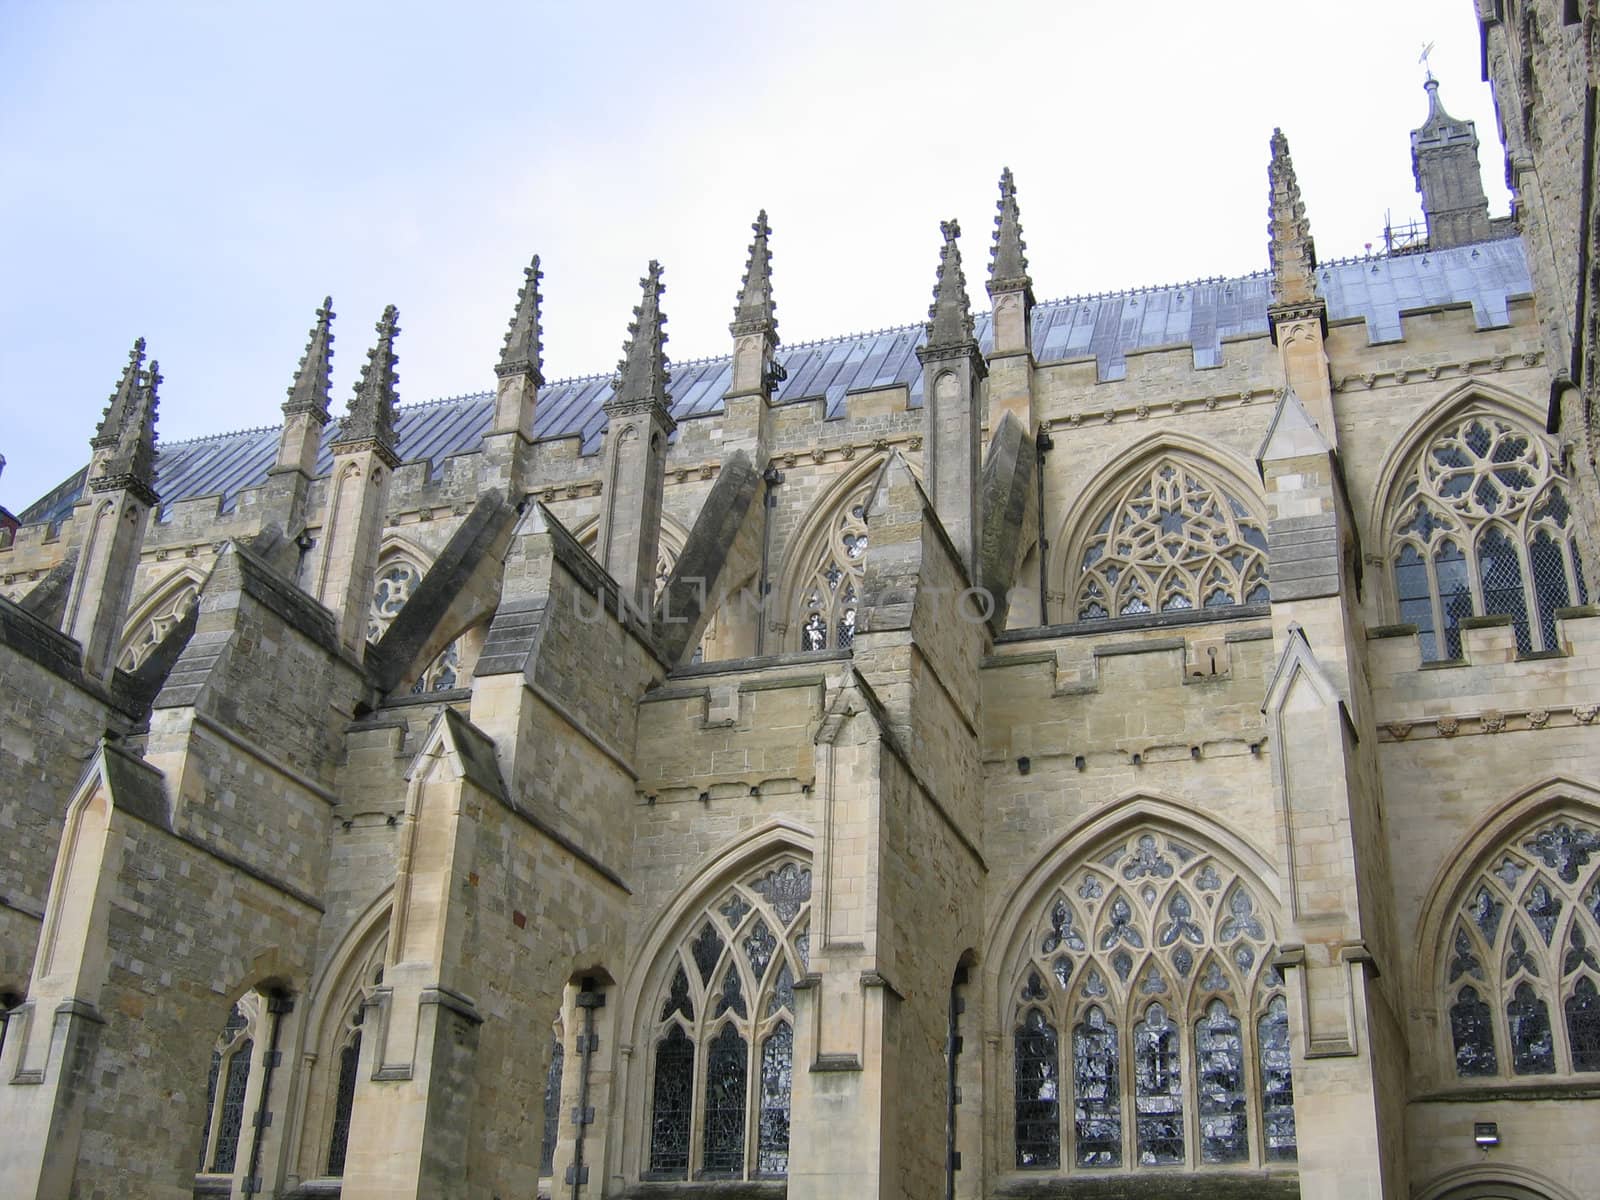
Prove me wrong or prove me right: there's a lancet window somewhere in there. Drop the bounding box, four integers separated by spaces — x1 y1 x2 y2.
1387 410 1587 659
1009 829 1294 1173
540 1029 565 1177
314 933 384 1182
1072 458 1269 622
795 482 872 652
646 859 811 1180
1443 811 1600 1080
118 578 200 671
197 995 260 1177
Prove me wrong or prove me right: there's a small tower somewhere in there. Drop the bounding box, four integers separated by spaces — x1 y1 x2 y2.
63 340 161 682
1266 129 1337 447
597 261 674 614
266 297 335 539
722 211 782 462
1411 75 1492 249
917 219 986 574
315 305 401 654
986 167 1036 433
482 254 544 497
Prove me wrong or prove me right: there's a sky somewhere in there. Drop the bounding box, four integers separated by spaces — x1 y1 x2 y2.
0 0 1512 514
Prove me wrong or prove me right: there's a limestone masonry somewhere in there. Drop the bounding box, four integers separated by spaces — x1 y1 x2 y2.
2 5 1599 1198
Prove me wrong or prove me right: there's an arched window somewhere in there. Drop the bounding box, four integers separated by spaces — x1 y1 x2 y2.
1387 410 1587 659
305 930 385 1183
118 577 200 671
1008 828 1294 1173
324 969 377 1178
1442 810 1600 1080
1070 457 1269 622
368 550 470 693
794 481 872 652
540 1027 565 1178
197 995 260 1177
646 858 811 1180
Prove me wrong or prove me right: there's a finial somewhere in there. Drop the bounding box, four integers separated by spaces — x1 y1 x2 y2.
94 353 161 501
93 337 147 450
1267 129 1317 307
610 261 671 410
731 210 778 341
987 167 1033 299
338 304 400 453
284 296 336 418
1419 40 1436 84
925 218 976 348
496 254 545 383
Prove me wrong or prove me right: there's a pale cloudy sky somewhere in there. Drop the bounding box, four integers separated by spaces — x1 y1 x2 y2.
0 0 1510 513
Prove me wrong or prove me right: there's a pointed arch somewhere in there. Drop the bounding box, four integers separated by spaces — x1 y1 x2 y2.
118 566 208 671
1049 435 1271 627
1416 1160 1580 1200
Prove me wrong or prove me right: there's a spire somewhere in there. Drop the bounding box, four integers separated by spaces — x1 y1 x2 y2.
609 261 671 411
1267 128 1317 307
987 168 1033 301
95 358 161 503
496 254 544 383
337 304 400 458
92 337 146 450
925 219 976 349
731 210 778 340
284 297 335 419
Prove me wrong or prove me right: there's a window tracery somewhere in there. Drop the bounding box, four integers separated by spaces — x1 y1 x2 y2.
1443 812 1600 1080
796 482 871 652
647 859 811 1180
1009 829 1293 1173
197 995 260 1177
368 553 467 693
118 579 200 671
1071 458 1269 622
1388 410 1587 659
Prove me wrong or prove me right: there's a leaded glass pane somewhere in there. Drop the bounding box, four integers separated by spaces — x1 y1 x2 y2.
715 966 747 1018
210 1038 252 1173
756 1024 793 1176
1468 884 1504 944
702 1025 748 1177
752 863 812 926
796 482 872 652
1073 1007 1120 1167
1507 981 1556 1074
1014 1008 1060 1168
1478 526 1532 652
538 1035 563 1177
1529 529 1571 651
743 919 777 983
649 1028 694 1176
1450 986 1497 1077
1524 879 1563 944
691 922 724 984
198 1050 221 1171
1195 999 1247 1164
1258 996 1297 1161
1567 978 1600 1071
1395 543 1437 660
1133 1003 1183 1166
1435 539 1472 659
661 965 694 1022
1524 822 1600 884
768 962 796 1017
327 1033 362 1176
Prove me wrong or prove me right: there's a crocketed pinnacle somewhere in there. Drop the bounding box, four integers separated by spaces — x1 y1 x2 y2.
610 261 671 410
925 219 976 348
496 254 545 383
730 210 778 341
284 297 335 419
987 167 1033 299
337 304 400 453
92 337 147 450
1267 128 1317 307
95 357 161 500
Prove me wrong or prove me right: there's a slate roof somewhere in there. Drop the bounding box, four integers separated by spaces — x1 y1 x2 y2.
18 237 1530 531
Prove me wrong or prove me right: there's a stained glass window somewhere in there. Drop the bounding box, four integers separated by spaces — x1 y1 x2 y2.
1443 812 1600 1079
646 857 811 1178
1387 411 1587 659
326 1032 361 1176
539 1034 564 1176
1072 457 1269 622
793 482 873 652
1014 1008 1060 1168
1012 830 1293 1172
196 998 258 1177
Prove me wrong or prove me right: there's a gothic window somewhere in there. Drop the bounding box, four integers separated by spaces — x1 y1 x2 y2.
795 481 872 652
540 1031 564 1177
1442 811 1600 1080
646 858 811 1180
118 578 200 671
196 995 260 1177
1386 410 1587 659
367 552 471 692
317 934 384 1181
325 1009 362 1177
1071 457 1269 622
1009 828 1293 1173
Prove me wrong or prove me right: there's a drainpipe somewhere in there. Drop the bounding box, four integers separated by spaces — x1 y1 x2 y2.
1035 431 1054 624
243 991 292 1196
755 465 783 656
567 980 605 1200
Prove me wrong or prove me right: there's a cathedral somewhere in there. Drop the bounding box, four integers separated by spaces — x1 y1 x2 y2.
1 5 1597 1198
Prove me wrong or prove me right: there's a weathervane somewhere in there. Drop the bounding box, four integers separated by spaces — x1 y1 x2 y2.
1419 40 1436 82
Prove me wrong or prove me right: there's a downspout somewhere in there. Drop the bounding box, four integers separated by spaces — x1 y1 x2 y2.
243 991 291 1197
568 980 605 1200
1035 430 1053 624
